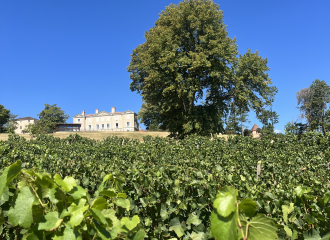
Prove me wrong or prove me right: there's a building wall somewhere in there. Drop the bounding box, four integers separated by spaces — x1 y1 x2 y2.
14 119 37 134
73 111 138 131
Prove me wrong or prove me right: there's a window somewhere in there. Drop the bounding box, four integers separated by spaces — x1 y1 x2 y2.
78 119 80 123
115 116 118 121
116 123 119 128
89 125 91 130
96 124 99 130
127 122 130 127
96 118 99 122
107 124 110 129
101 117 104 121
20 126 22 129
88 118 91 123
28 120 30 123
102 124 104 129
106 117 110 121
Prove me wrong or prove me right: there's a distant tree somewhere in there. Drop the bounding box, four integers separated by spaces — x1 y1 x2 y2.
3 113 18 133
256 108 279 134
243 128 252 137
0 105 10 133
284 121 299 134
138 102 162 131
35 104 69 133
296 79 330 134
225 104 250 135
128 0 277 138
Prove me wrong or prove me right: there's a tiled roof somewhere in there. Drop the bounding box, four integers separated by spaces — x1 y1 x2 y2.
17 117 38 121
251 123 260 131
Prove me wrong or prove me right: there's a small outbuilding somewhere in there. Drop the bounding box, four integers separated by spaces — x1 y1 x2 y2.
55 123 81 132
251 123 260 138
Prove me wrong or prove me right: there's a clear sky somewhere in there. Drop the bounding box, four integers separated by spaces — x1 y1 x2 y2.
1 0 329 133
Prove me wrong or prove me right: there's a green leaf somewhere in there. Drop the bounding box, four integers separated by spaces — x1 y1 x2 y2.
304 214 315 224
93 219 111 240
324 192 330 205
169 217 184 238
282 203 294 224
284 226 292 238
213 186 238 217
99 189 117 198
0 161 21 197
116 198 130 210
132 229 146 240
187 213 202 226
54 175 76 192
190 231 206 240
8 186 35 228
92 197 107 210
68 186 86 200
117 193 127 198
38 211 63 231
239 199 257 218
121 215 140 231
62 224 82 240
294 186 311 197
210 210 237 240
90 208 107 225
60 199 89 227
240 214 277 240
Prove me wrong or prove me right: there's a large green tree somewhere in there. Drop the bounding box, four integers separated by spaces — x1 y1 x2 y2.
35 104 69 134
0 105 10 132
296 79 330 134
128 0 277 138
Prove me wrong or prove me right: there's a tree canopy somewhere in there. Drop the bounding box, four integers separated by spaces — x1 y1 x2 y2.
0 105 10 132
33 104 69 134
128 0 277 138
296 79 330 134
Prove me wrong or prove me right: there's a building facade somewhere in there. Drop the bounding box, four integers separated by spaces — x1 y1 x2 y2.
14 117 38 134
72 107 139 132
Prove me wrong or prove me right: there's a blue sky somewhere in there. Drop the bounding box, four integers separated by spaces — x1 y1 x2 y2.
1 0 329 132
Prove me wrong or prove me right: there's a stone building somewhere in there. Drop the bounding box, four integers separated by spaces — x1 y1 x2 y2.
72 107 139 132
14 117 38 134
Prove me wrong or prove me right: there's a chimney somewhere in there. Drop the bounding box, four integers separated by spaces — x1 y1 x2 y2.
96 109 99 114
111 107 116 113
82 110 85 116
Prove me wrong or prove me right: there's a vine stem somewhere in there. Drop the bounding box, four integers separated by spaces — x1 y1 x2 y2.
236 202 245 239
21 172 45 209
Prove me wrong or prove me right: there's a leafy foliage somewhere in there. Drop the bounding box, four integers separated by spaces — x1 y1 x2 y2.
0 105 10 133
0 161 144 239
1 133 330 239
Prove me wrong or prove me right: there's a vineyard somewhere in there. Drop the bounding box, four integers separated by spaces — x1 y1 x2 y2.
0 133 330 239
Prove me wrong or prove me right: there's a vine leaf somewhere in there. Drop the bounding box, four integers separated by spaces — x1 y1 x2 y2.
282 203 294 224
54 175 77 192
0 160 21 197
38 211 63 231
239 199 257 218
169 217 184 238
62 224 82 240
131 229 146 240
213 186 238 217
121 215 140 231
210 210 238 240
240 214 277 240
8 186 35 228
303 229 330 240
